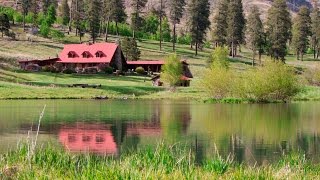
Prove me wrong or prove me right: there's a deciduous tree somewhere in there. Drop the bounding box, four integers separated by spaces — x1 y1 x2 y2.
161 54 183 88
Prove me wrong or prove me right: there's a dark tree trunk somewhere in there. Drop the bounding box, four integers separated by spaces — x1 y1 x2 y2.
252 50 255 67
195 42 198 56
258 52 262 65
116 21 119 36
159 0 163 51
173 23 176 51
105 20 109 42
23 13 26 31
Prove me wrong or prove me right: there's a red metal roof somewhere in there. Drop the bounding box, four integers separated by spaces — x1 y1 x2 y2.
59 43 119 63
127 60 165 65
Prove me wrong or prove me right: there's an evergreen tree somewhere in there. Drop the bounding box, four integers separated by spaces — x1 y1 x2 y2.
266 0 292 62
103 0 112 42
168 0 186 51
19 0 30 30
71 0 85 41
156 17 171 42
30 0 40 26
311 2 320 59
110 0 127 36
87 0 102 43
42 0 57 14
211 0 228 46
227 0 245 57
61 0 70 26
121 37 141 61
188 0 210 55
292 6 311 61
131 0 148 38
0 13 10 37
246 5 264 65
46 4 56 26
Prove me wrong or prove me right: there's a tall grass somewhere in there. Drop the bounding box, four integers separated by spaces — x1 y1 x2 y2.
0 142 319 179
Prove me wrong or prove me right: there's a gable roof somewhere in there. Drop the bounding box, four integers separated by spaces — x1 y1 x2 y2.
59 43 119 63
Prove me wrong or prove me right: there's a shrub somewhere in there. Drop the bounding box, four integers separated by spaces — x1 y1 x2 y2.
104 66 113 74
201 65 235 99
135 66 145 74
43 65 57 73
239 61 300 102
177 34 192 45
207 46 229 68
305 64 320 86
40 21 50 37
50 29 65 39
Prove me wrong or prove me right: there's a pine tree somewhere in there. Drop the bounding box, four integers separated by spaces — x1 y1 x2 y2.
246 5 264 65
266 0 292 62
0 13 10 37
211 0 228 46
122 37 141 61
226 0 245 57
30 0 40 27
103 0 112 42
61 0 70 26
71 0 85 41
131 0 148 38
110 0 127 36
311 2 320 59
19 0 30 30
168 0 186 51
87 0 102 43
42 0 57 14
46 4 56 26
188 0 210 55
292 6 311 61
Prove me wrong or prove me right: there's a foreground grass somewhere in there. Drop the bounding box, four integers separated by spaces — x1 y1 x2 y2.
1 143 320 179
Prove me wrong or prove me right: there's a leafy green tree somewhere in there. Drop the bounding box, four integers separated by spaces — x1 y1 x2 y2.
266 0 292 62
311 3 320 59
211 0 228 46
161 54 183 88
188 0 210 55
121 37 141 60
143 13 159 34
156 17 171 42
45 4 56 26
61 0 70 26
168 0 186 51
131 0 147 38
246 5 264 65
227 0 245 57
87 0 102 43
292 6 311 61
0 13 10 37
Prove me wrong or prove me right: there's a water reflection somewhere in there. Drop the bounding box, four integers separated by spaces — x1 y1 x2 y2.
1 100 320 165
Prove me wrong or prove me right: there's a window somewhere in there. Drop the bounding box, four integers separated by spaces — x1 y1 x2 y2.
68 51 77 58
82 51 91 58
95 51 105 58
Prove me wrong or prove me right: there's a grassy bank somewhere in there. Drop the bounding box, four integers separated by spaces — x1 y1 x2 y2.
1 143 319 179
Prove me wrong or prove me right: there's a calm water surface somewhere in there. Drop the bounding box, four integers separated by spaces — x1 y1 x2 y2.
1 100 320 165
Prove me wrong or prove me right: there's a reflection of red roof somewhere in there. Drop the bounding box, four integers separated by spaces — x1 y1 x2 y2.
59 43 119 63
127 60 165 65
58 123 117 155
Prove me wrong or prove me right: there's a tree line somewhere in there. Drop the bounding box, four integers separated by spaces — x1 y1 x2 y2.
1 0 320 61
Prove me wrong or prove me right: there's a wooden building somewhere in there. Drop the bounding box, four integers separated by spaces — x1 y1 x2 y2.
126 60 165 72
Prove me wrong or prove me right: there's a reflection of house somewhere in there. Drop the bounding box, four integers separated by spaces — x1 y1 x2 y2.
59 123 117 155
18 43 127 71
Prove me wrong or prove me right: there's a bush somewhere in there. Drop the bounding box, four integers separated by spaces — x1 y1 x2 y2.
201 65 235 99
40 21 50 37
208 46 229 68
177 34 192 45
62 67 76 74
239 61 300 102
104 66 113 74
161 54 183 87
135 66 145 74
43 65 57 73
305 64 320 86
50 29 65 39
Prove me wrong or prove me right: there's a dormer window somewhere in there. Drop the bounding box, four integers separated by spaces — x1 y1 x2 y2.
68 51 77 58
95 51 105 58
82 51 91 58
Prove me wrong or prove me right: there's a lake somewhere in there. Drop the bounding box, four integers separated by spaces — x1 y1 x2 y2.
1 100 320 165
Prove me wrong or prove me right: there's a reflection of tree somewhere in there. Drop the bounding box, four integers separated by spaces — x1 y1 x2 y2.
159 102 191 141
